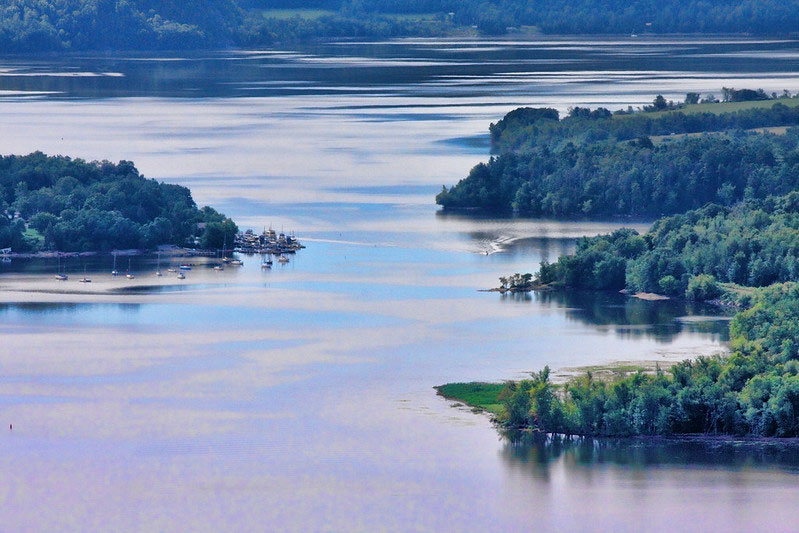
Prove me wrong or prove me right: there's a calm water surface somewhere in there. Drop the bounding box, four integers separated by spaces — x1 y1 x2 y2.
0 37 798 531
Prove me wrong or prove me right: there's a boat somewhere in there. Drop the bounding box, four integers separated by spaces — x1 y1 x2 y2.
278 255 289 264
126 258 135 279
179 264 192 270
79 265 91 283
230 258 243 266
213 265 224 271
176 271 186 279
155 252 162 277
221 235 232 263
261 257 272 269
111 253 119 276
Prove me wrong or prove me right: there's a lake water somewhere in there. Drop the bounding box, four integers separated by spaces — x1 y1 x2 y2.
0 37 798 531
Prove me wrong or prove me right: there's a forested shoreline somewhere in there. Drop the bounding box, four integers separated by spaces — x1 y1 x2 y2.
0 152 237 253
437 97 799 216
3 0 799 52
440 90 799 439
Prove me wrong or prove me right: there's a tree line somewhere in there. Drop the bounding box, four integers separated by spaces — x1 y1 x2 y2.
490 98 799 153
4 0 799 52
535 193 799 296
0 152 237 252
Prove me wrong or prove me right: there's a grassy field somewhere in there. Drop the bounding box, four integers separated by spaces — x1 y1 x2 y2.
619 98 799 121
650 125 792 144
251 8 336 20
380 12 441 22
250 9 441 21
435 382 505 416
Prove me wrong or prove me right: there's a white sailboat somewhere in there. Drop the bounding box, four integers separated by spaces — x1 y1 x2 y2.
222 234 231 264
111 252 119 276
126 258 135 280
54 255 68 281
155 251 162 277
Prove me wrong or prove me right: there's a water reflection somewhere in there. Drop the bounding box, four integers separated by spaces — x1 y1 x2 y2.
506 290 730 343
3 38 799 101
0 301 141 315
501 431 799 477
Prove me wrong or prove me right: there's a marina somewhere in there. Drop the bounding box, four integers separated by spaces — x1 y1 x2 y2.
0 228 305 286
233 227 304 255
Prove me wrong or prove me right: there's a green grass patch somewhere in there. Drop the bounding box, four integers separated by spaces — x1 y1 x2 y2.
435 382 505 416
650 125 791 145
251 8 336 20
23 227 44 247
380 12 441 22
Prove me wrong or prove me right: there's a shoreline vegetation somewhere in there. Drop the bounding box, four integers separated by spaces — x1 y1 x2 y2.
443 89 799 439
436 379 799 447
0 152 238 255
5 1 799 52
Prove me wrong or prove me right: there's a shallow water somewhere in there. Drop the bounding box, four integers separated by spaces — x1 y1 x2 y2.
0 37 797 531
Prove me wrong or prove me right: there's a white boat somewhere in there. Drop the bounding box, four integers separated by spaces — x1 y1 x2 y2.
126 258 135 279
177 272 186 279
79 266 91 283
213 265 224 271
111 253 119 276
155 252 162 276
179 264 192 270
278 255 289 263
230 259 243 266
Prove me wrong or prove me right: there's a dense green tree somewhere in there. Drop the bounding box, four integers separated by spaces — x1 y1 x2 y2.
0 152 234 252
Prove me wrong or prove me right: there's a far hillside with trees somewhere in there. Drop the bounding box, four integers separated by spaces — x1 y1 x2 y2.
4 0 799 52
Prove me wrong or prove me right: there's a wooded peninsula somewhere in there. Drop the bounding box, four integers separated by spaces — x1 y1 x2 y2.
0 152 237 253
440 91 799 439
